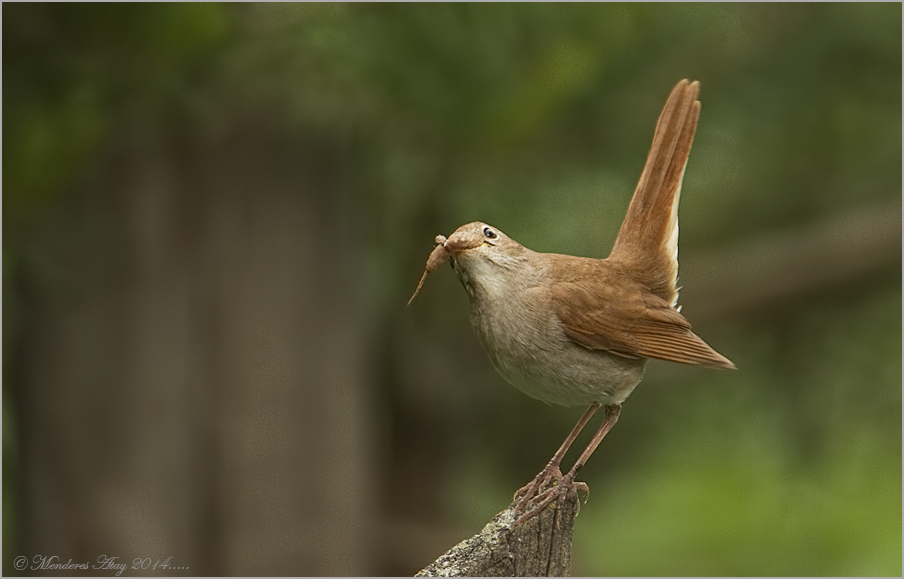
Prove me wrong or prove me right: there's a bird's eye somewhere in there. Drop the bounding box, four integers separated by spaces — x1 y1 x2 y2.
483 227 497 239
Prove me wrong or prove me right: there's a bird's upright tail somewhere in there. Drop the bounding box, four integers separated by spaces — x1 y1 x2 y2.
608 80 700 307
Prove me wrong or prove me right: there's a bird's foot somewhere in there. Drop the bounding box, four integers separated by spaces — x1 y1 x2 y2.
513 464 563 511
512 468 589 526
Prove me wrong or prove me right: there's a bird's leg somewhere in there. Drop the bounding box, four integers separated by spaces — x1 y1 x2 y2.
513 402 601 513
513 404 622 526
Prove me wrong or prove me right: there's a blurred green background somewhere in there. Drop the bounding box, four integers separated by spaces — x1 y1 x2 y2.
3 3 901 576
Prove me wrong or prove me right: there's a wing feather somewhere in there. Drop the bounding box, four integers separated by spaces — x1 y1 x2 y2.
551 264 735 369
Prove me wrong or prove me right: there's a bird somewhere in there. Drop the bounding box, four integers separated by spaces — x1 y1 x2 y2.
408 79 735 524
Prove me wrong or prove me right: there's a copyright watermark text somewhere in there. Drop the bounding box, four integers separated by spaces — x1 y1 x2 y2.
13 555 188 575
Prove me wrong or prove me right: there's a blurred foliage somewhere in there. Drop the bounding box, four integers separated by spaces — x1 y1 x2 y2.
3 3 901 576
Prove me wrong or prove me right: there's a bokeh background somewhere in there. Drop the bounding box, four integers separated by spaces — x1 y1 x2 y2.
3 3 901 576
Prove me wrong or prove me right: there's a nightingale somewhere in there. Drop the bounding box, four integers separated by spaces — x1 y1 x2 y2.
408 79 734 524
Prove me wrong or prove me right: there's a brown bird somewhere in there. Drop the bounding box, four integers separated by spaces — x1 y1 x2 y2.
409 80 734 523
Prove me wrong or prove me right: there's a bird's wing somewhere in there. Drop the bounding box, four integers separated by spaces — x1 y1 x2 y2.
551 273 735 369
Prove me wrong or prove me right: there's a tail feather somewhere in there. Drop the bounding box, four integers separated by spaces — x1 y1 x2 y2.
609 80 701 306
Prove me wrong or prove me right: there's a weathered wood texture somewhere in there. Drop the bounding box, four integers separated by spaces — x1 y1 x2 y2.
416 489 580 577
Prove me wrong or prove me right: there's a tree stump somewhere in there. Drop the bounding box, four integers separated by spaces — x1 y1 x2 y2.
416 488 580 577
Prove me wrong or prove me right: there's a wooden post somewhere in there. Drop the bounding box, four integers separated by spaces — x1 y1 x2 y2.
416 489 580 577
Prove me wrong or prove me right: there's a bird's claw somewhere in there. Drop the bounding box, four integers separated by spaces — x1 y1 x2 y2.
512 470 586 526
513 464 563 511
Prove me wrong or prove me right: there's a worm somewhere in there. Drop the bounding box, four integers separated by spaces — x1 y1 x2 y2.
407 235 449 305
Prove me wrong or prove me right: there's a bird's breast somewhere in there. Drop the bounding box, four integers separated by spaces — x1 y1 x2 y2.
466 284 646 407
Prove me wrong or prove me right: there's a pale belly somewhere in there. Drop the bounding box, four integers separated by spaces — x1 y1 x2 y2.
470 302 647 407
